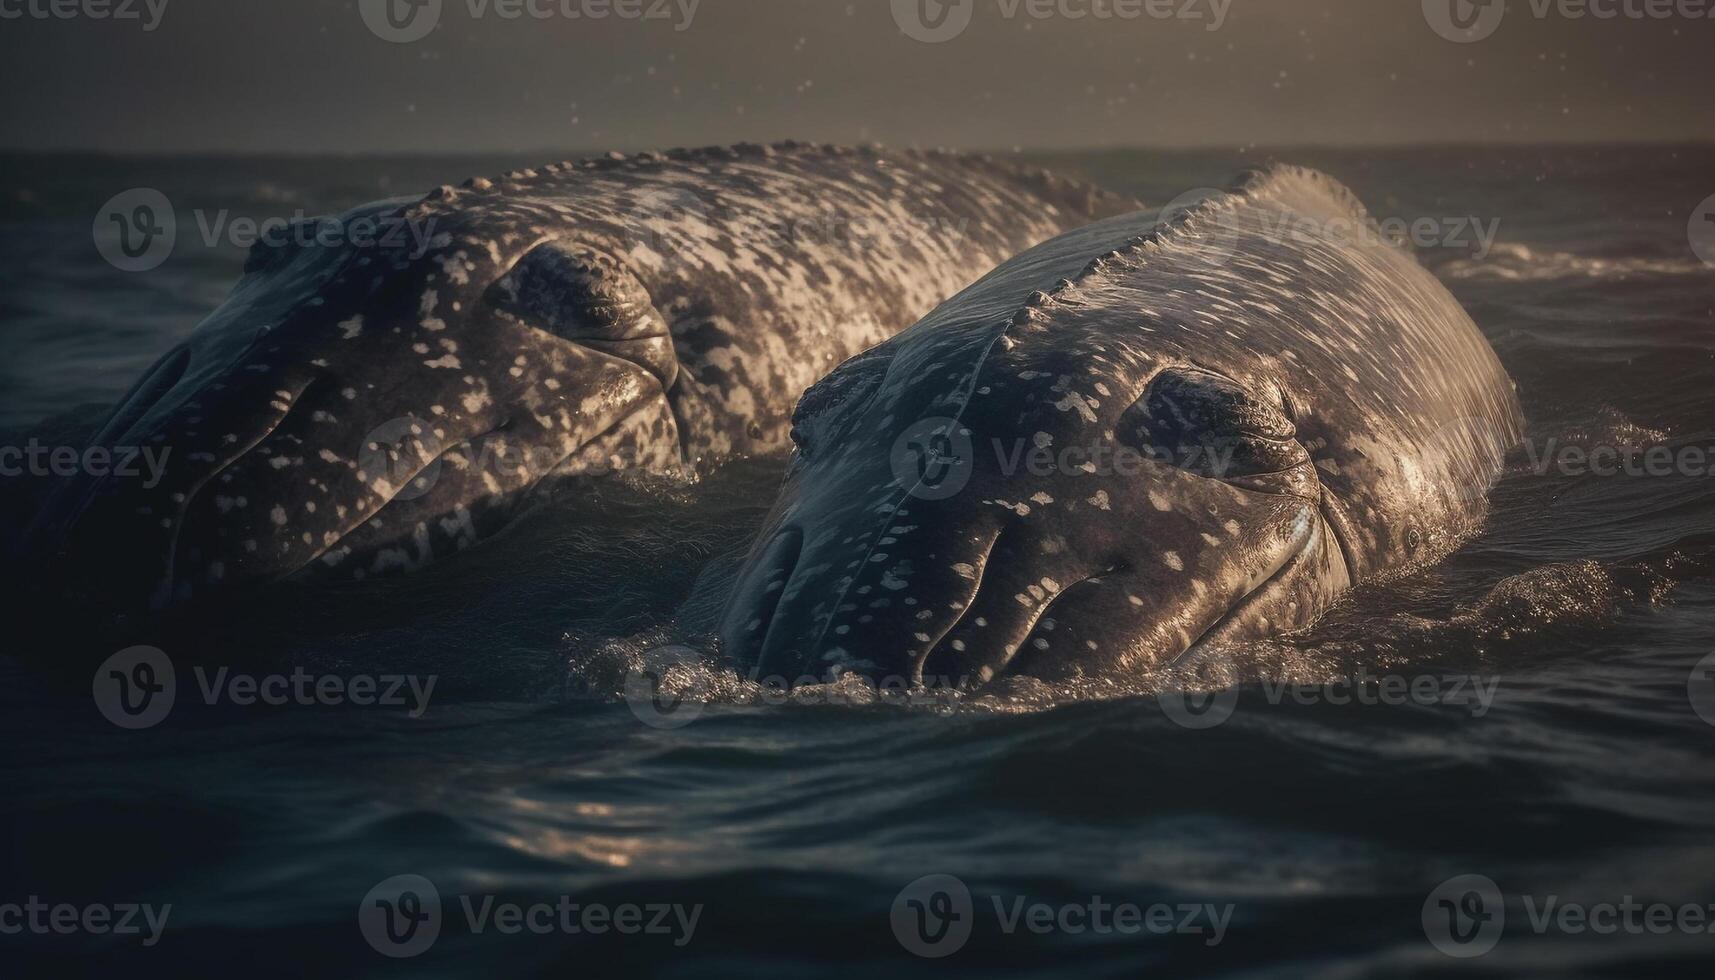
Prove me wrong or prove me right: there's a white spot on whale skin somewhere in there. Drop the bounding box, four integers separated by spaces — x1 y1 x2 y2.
270 506 287 526
1162 551 1184 571
951 562 977 579
1149 491 1172 512
1089 490 1111 511
338 316 364 340
1053 392 1099 423
1030 492 1054 506
423 354 462 370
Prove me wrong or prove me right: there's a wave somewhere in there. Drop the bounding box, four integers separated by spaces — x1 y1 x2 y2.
1441 242 1709 281
563 551 1698 719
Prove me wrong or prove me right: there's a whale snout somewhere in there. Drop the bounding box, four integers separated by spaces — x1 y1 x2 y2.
721 461 1342 687
22 322 678 625
718 354 1357 686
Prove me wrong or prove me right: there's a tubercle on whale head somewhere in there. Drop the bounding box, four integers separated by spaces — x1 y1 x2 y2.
19 218 685 627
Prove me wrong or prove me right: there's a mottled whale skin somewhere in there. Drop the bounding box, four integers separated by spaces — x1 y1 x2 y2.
719 166 1524 684
24 142 1132 620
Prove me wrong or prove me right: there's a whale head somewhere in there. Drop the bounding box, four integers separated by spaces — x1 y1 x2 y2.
718 303 1355 686
24 197 684 620
718 168 1527 687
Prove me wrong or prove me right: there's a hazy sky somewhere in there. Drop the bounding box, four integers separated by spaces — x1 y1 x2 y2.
0 0 1709 153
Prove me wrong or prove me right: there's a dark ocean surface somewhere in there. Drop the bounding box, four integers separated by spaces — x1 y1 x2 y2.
2 146 1714 977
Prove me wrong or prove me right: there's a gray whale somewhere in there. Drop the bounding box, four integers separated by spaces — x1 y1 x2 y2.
719 166 1525 684
23 143 1132 622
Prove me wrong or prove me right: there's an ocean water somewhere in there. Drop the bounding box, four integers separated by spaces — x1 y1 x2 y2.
2 146 1714 977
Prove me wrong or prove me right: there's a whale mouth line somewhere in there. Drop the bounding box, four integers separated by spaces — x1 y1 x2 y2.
158 375 325 609
281 414 518 581
1172 506 1325 668
986 566 1110 683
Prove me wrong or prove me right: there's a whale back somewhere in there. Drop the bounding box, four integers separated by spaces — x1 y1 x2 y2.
948 165 1525 580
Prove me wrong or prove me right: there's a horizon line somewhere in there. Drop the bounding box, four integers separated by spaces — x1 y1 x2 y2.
2 138 1712 160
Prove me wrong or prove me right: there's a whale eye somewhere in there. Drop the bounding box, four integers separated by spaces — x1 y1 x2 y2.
1119 365 1310 481
487 241 678 386
789 347 892 460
